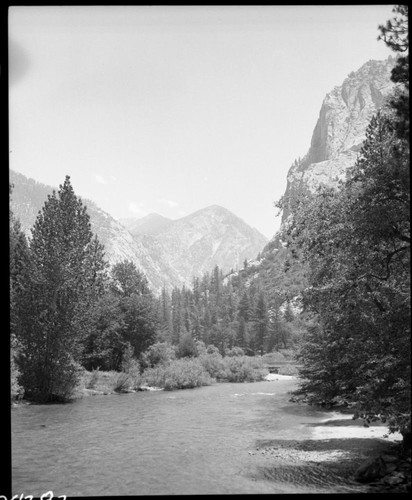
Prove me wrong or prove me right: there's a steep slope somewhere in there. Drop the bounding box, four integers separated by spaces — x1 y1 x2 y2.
138 205 268 284
282 56 396 222
120 213 173 236
225 56 397 299
9 170 175 292
9 171 268 293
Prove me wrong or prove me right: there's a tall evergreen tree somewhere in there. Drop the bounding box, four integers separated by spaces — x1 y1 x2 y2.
14 176 107 402
252 292 269 355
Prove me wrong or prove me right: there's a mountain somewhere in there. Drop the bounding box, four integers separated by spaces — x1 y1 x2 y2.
281 56 396 222
9 170 268 293
120 213 173 236
9 170 175 291
224 56 397 297
140 205 268 283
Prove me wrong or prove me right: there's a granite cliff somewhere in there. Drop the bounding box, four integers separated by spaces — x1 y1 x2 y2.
282 56 396 222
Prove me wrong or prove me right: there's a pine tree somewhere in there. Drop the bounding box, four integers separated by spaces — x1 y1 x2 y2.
14 176 107 402
252 292 269 355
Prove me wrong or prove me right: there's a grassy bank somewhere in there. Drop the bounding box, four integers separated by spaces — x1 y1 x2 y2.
73 353 275 397
12 349 299 402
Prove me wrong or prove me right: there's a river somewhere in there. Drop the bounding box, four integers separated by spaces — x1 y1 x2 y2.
11 377 394 496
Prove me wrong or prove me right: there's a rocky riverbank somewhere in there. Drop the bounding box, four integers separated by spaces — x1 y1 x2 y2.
248 399 410 494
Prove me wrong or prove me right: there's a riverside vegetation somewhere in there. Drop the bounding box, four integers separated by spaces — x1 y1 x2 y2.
76 348 296 395
10 4 410 458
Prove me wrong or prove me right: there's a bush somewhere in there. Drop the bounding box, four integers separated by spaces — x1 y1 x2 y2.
142 358 214 390
17 350 84 403
113 372 131 393
206 344 220 355
198 353 268 382
86 367 100 389
220 356 268 382
175 333 198 358
278 364 299 376
261 351 287 364
225 346 245 357
49 359 85 402
124 359 142 390
11 352 24 401
198 351 226 379
140 342 176 370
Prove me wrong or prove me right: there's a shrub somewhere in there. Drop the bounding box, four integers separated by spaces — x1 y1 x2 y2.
49 359 85 402
206 344 220 355
11 352 24 401
278 364 299 376
124 359 142 390
142 358 214 390
220 356 268 383
17 350 84 403
225 346 245 357
195 340 207 355
140 342 176 370
198 351 226 379
175 333 198 359
112 372 131 393
86 367 100 389
261 351 287 364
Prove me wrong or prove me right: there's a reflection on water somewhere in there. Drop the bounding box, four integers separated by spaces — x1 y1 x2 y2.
12 379 372 496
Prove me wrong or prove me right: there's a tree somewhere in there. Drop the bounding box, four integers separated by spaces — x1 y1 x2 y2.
110 260 150 297
378 5 408 53
252 292 269 355
238 292 251 322
10 184 30 400
175 332 198 358
14 176 107 402
378 5 409 141
81 292 127 371
281 108 410 440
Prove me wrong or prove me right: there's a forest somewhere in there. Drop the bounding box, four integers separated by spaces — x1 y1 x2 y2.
9 6 409 447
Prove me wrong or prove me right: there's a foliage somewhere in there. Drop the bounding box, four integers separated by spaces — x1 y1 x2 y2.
81 292 127 371
218 356 268 383
378 5 409 140
86 367 101 389
110 260 151 297
280 107 410 437
156 262 303 359
142 358 214 391
175 332 198 358
82 261 160 371
10 352 24 401
276 8 410 438
12 176 108 402
113 372 132 393
225 346 245 357
140 342 176 370
378 5 408 54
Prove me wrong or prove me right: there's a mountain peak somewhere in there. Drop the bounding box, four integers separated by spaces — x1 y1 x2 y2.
10 169 268 293
120 213 173 236
281 56 396 222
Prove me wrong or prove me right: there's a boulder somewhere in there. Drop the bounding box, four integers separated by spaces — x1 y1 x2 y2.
354 456 387 483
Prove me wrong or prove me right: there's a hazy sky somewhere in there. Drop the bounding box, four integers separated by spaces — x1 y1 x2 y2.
9 5 395 238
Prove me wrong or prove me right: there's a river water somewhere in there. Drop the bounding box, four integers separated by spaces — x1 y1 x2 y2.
12 378 385 496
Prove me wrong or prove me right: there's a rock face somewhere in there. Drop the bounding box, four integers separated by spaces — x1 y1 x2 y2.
9 170 267 293
282 56 396 222
141 205 268 283
120 213 173 236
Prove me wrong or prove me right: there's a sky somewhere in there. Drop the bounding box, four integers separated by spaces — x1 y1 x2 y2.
9 5 395 239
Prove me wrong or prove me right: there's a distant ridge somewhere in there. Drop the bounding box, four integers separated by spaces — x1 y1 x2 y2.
9 169 268 293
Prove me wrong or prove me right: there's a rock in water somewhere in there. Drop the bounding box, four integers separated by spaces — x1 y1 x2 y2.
354 456 387 483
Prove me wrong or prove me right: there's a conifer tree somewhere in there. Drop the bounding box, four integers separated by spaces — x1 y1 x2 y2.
14 176 107 402
252 292 269 355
